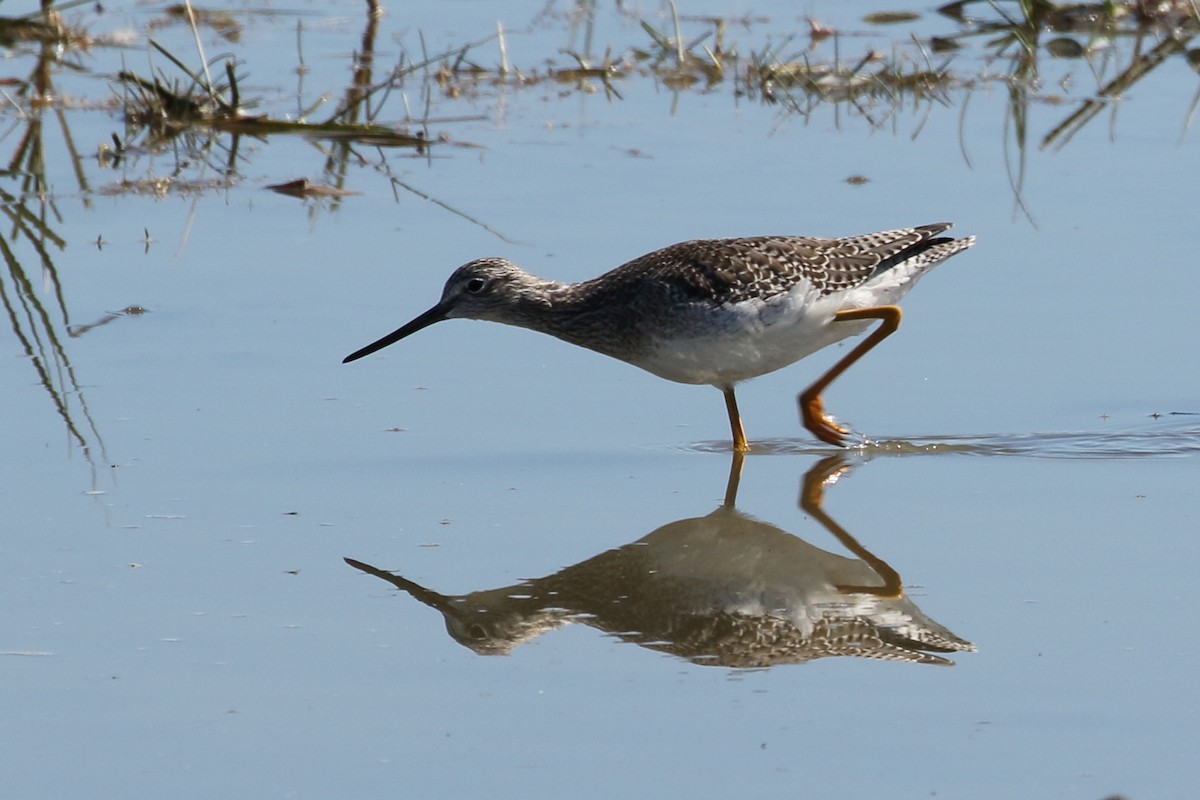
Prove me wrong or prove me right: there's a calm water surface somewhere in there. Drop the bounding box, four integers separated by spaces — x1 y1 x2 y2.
3 0 1199 797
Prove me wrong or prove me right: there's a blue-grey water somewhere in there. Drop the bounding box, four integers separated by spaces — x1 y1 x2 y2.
3 1 1199 797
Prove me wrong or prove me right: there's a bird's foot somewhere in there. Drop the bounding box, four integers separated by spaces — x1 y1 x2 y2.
800 394 867 448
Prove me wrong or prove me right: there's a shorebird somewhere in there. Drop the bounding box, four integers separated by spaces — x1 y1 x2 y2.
343 222 974 450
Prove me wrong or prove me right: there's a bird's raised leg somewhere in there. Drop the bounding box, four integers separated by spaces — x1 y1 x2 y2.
798 305 903 446
722 386 749 453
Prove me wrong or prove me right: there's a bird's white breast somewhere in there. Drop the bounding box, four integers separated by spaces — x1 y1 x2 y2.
633 286 873 386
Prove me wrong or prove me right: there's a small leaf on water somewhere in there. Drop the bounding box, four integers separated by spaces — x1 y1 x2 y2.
1046 38 1085 59
929 36 960 53
863 11 920 25
265 179 360 199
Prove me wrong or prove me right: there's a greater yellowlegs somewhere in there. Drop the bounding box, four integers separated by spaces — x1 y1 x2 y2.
344 222 974 449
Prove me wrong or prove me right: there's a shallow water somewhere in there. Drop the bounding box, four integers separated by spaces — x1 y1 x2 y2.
3 1 1199 797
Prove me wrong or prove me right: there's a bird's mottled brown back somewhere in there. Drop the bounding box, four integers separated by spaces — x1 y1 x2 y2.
587 222 956 306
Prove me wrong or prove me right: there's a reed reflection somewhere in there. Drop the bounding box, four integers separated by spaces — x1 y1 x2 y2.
1 18 108 479
345 455 974 668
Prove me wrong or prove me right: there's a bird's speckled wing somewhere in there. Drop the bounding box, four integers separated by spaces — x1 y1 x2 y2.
605 222 955 306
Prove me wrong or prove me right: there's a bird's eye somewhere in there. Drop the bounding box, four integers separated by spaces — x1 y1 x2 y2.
465 277 487 294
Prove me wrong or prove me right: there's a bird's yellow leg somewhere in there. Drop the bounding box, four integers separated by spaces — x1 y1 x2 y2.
798 305 903 446
723 386 749 453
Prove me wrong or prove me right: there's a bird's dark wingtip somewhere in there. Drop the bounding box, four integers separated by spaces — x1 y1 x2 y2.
917 222 954 237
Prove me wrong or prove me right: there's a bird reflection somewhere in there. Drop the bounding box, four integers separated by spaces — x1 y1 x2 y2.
345 455 974 668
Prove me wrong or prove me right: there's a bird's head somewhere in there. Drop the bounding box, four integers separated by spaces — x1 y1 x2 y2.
342 257 533 363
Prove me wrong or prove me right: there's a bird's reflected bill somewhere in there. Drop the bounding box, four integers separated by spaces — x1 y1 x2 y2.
343 558 459 616
342 302 451 363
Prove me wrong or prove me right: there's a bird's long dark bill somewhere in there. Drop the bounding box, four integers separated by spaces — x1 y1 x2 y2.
342 302 451 363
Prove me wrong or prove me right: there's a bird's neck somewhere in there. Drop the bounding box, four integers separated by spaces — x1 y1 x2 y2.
496 279 641 362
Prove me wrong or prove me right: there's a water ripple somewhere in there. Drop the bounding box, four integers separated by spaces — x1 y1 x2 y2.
685 419 1200 460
